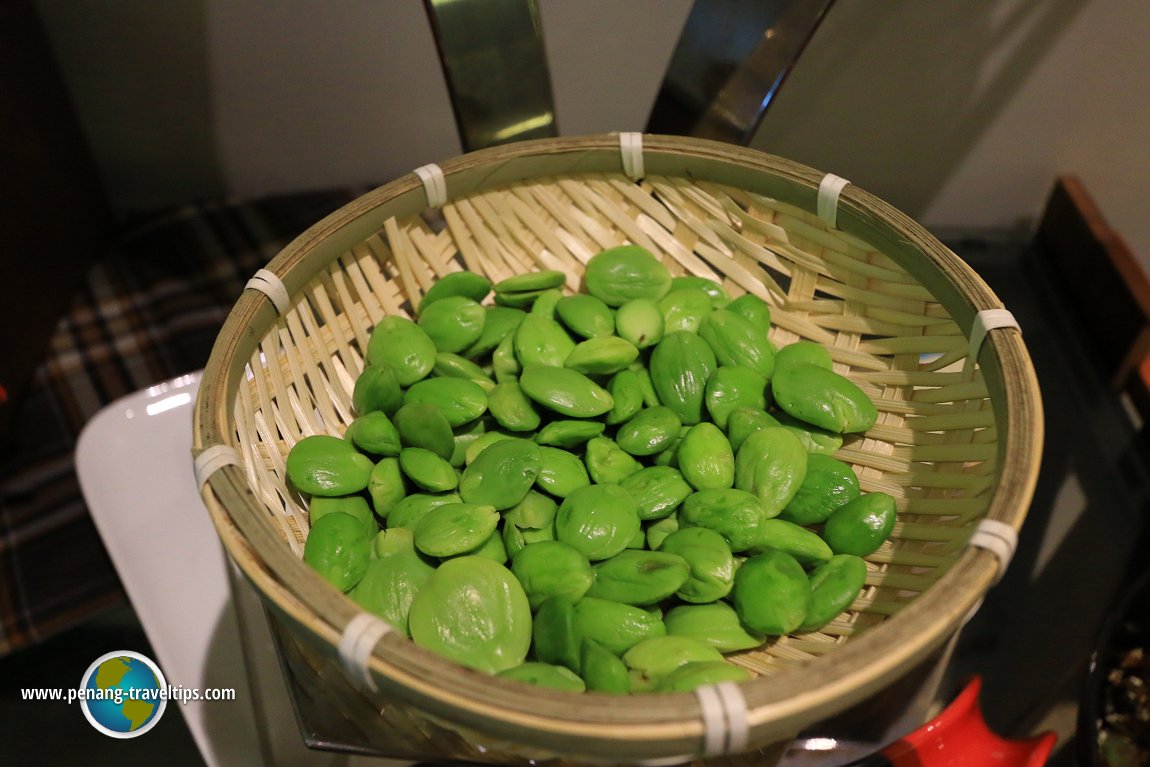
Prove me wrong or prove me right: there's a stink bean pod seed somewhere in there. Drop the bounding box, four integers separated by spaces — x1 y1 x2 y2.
408 556 532 674
398 447 458 493
367 457 407 518
605 369 645 425
346 411 402 457
459 437 542 510
586 550 691 605
677 422 735 491
648 331 716 425
704 365 767 430
565 336 639 375
581 638 630 694
771 363 878 434
583 436 643 485
733 550 810 635
294 249 895 694
403 376 488 427
668 276 730 308
618 466 692 521
414 503 500 558
663 602 763 652
698 309 775 379
309 495 376 537
535 447 591 498
532 596 582 671
495 269 567 294
800 554 868 632
658 527 736 603
487 382 542 433
503 489 557 531
352 364 403 416
393 402 455 460
515 315 576 368
464 306 524 359
511 541 594 608
556 294 615 340
572 596 666 655
623 636 723 691
350 552 435 637
614 298 664 349
303 512 372 591
654 661 751 692
417 295 486 354
659 288 714 333
366 316 437 387
584 245 672 307
519 365 614 418
782 453 860 525
433 352 495 390
726 293 772 329
498 662 586 692
419 270 492 312
822 492 898 557
286 435 374 496
555 484 641 561
615 406 682 457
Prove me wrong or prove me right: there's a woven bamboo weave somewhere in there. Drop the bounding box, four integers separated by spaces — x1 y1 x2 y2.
193 135 1042 766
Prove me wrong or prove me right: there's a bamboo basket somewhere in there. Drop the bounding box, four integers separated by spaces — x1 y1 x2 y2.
192 134 1043 766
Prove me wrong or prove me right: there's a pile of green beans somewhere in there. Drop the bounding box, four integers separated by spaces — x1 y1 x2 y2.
286 244 893 694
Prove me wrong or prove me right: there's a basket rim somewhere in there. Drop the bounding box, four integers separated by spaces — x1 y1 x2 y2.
193 133 1044 760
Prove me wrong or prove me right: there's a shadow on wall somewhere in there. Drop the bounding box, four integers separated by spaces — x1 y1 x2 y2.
752 0 1090 218
34 0 223 211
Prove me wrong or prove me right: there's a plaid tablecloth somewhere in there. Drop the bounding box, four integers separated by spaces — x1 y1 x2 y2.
0 189 362 656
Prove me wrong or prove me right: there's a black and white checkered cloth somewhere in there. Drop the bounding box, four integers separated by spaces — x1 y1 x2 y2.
0 189 362 655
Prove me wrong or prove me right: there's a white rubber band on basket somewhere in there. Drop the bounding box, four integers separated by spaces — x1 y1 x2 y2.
414 163 448 208
245 269 291 315
620 132 645 180
968 308 1020 363
193 445 240 488
694 681 749 757
816 173 850 228
338 613 394 693
969 518 1018 584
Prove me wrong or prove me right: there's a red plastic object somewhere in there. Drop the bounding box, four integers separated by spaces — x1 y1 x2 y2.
878 676 1056 767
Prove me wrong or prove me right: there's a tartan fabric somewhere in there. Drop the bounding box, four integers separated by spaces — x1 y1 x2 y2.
0 189 362 656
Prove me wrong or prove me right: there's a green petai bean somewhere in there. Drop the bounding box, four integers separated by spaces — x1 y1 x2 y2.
303 512 371 591
519 365 614 418
366 316 437 387
584 245 672 307
408 556 532 674
555 484 640 561
648 331 716 425
771 363 877 434
418 295 487 354
733 550 810 635
286 434 375 496
458 437 542 510
822 492 897 557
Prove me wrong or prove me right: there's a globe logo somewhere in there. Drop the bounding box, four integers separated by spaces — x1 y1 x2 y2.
78 651 167 738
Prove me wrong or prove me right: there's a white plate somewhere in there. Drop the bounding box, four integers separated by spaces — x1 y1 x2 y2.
76 372 401 767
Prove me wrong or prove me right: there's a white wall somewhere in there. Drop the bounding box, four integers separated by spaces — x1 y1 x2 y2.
205 1 461 199
35 0 1150 263
920 0 1148 250
753 0 1150 261
204 0 693 197
34 0 222 206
